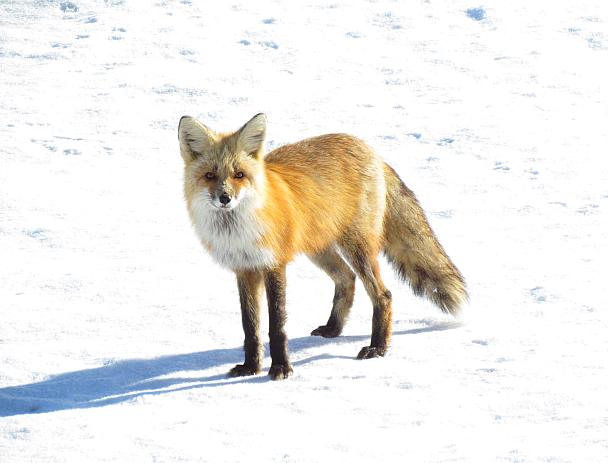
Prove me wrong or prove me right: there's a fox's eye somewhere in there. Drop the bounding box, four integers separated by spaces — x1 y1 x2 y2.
204 172 216 180
234 172 244 179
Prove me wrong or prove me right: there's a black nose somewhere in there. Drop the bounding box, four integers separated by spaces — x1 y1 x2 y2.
219 193 231 205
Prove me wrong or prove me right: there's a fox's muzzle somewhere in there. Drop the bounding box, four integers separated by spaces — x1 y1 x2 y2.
219 192 231 205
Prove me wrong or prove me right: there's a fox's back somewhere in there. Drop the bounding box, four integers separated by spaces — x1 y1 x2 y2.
265 134 384 204
265 133 377 172
257 134 387 260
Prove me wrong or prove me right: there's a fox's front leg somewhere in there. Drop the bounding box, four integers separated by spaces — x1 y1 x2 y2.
228 270 264 377
265 266 293 380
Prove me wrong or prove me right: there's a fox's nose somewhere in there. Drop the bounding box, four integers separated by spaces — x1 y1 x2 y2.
219 193 231 205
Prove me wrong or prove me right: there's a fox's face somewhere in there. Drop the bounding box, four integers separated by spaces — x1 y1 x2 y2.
178 114 266 211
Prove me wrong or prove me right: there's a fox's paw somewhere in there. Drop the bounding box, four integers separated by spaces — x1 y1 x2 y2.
356 346 386 360
268 363 293 381
227 364 260 378
311 324 342 338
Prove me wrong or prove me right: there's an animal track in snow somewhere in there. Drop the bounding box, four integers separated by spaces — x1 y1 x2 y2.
433 210 454 219
374 11 402 30
260 40 279 50
438 137 454 146
31 138 57 152
576 204 599 215
466 8 486 21
472 339 490 346
530 286 548 303
60 2 78 13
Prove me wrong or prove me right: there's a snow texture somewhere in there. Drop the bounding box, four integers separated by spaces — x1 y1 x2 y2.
1 0 607 462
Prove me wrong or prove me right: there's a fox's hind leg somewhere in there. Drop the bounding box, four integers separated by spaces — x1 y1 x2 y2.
308 246 356 338
339 237 393 359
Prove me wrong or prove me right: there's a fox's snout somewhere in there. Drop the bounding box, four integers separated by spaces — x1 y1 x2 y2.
219 192 231 205
215 181 235 207
211 183 239 209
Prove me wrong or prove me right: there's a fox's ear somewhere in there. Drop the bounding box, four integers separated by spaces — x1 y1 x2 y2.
236 113 266 157
178 116 216 162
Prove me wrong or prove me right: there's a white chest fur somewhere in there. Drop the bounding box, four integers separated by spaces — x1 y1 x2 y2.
189 194 275 270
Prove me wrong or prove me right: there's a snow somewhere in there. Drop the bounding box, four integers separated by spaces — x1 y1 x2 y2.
1 0 607 461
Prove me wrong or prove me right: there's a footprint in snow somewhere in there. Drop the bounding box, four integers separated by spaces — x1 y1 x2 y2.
374 11 402 30
477 368 496 373
110 27 126 41
549 201 567 207
31 139 57 152
577 204 599 215
472 339 490 346
433 210 454 219
587 36 605 50
60 2 78 13
180 48 196 61
24 228 46 239
260 41 279 50
466 7 486 21
530 286 547 303
24 229 53 246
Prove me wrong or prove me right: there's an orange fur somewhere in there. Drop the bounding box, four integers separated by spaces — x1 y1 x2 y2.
257 134 378 263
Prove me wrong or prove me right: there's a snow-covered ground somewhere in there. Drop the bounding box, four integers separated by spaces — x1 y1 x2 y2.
1 0 607 461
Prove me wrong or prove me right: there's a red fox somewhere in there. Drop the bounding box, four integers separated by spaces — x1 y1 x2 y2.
178 113 467 380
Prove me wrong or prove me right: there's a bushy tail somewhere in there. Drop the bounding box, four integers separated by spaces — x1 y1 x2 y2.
382 164 468 315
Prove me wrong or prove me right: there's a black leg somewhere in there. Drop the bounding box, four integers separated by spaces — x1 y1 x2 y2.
228 270 263 377
265 266 293 380
308 247 356 338
339 242 393 359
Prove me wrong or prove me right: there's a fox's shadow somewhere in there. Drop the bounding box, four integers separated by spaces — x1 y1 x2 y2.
0 321 461 417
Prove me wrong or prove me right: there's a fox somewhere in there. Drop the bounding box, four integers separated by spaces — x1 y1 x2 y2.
178 113 467 380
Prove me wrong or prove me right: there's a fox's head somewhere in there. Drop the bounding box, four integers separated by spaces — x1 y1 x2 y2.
178 113 266 211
